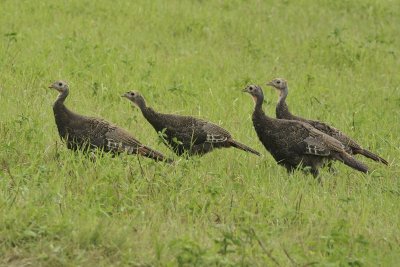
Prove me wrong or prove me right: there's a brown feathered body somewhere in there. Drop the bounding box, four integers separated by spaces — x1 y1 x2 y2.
127 94 260 157
52 88 169 162
245 85 368 177
275 85 388 165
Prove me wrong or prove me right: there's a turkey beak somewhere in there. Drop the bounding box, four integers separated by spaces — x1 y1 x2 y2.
266 82 273 87
48 84 54 89
242 88 248 93
121 93 129 98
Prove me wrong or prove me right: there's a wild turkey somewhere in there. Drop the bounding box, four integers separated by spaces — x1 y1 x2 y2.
122 91 260 157
49 80 171 163
266 78 388 165
242 84 369 177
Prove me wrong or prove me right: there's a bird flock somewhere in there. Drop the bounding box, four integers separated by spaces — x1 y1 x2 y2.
48 79 388 177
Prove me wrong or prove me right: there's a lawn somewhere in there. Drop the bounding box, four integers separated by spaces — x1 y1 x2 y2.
0 0 399 266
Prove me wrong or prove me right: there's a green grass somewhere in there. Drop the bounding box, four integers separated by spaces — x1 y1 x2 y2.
1 0 399 266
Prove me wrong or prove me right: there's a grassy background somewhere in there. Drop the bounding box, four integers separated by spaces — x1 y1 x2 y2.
0 0 399 266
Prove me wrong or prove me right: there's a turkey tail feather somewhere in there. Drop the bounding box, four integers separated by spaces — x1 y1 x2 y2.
338 153 369 173
138 146 173 163
229 139 261 156
356 148 388 165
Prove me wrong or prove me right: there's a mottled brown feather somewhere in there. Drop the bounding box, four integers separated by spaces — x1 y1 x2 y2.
122 91 260 157
267 78 388 165
50 81 171 163
243 85 368 177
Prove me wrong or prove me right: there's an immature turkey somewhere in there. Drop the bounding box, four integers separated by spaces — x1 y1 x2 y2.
267 78 388 165
242 85 369 177
49 80 170 163
122 91 260 157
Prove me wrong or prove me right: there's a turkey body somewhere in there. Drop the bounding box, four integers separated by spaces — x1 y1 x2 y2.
244 85 368 177
51 84 169 162
141 108 233 156
274 86 388 165
122 91 260 157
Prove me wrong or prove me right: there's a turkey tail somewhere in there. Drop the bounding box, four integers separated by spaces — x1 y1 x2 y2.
137 146 174 164
229 139 261 156
337 152 369 173
108 140 173 163
355 148 388 165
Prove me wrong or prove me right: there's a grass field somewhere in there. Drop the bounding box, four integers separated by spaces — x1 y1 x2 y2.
1 0 399 266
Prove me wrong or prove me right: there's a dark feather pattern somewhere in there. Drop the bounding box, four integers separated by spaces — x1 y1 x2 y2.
269 78 388 165
243 85 368 177
123 91 260 157
50 81 171 163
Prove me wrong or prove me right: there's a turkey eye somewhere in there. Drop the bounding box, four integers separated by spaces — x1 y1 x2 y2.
131 93 135 96
58 83 62 86
276 80 280 84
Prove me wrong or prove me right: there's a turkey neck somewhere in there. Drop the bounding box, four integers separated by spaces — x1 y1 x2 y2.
136 98 163 130
53 88 68 107
276 86 294 119
252 93 277 132
251 93 281 152
53 88 75 121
